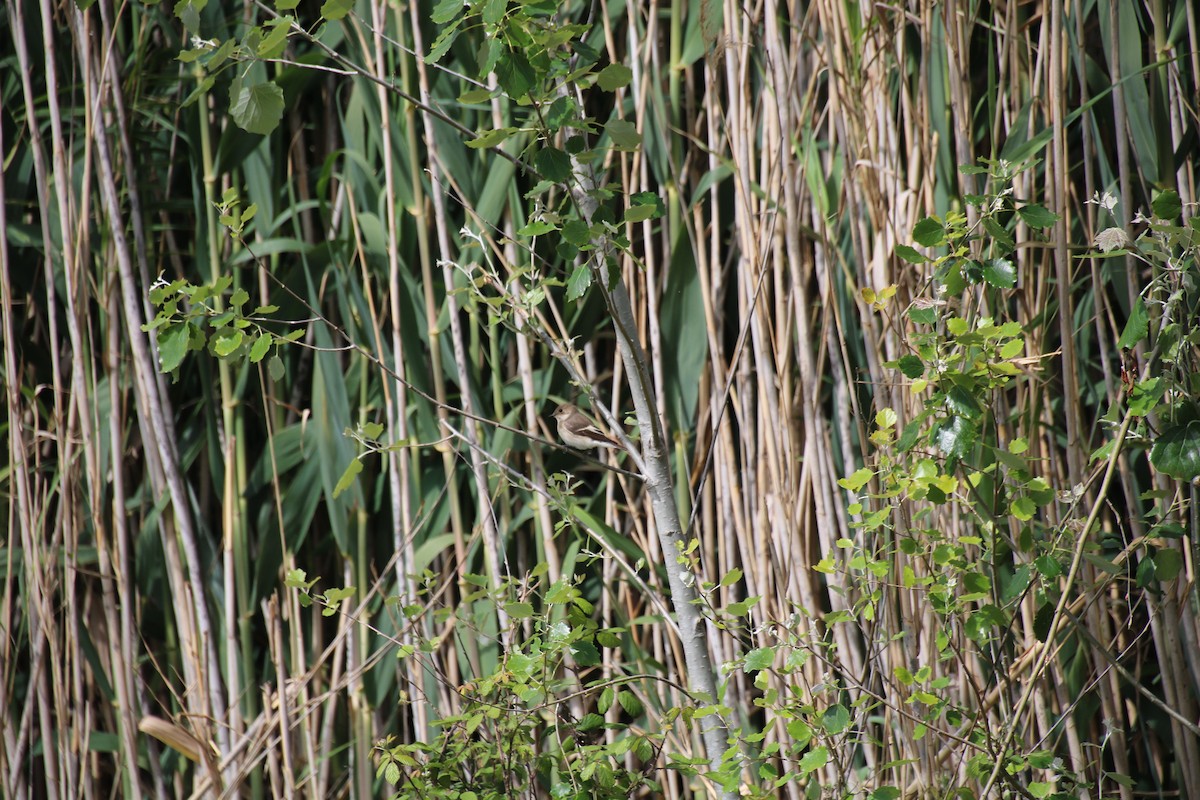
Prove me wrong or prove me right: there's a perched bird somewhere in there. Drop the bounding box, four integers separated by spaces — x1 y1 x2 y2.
552 403 620 450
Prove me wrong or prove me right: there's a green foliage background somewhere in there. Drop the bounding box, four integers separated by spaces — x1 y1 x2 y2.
2 0 1199 797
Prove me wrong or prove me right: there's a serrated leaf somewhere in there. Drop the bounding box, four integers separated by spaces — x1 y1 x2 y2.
1153 548 1183 581
624 205 657 223
561 218 590 245
494 50 534 97
320 0 354 21
566 264 592 301
1117 296 1148 349
157 323 190 372
425 17 462 63
430 0 460 23
897 355 923 378
595 63 632 91
534 147 572 182
1150 417 1200 480
912 217 945 247
517 220 557 236
457 88 493 104
838 468 873 492
822 704 850 734
230 80 284 135
212 329 244 357
742 647 775 672
1151 189 1181 220
504 601 534 618
799 746 828 774
332 458 363 498
981 258 1016 288
935 416 977 461
605 119 641 151
894 244 927 263
466 127 513 149
1011 496 1036 521
250 335 274 362
1016 203 1060 228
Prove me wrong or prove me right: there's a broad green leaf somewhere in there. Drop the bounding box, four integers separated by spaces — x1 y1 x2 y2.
742 647 775 672
1153 548 1183 581
894 244 927 263
466 127 514 149
838 468 873 492
230 80 285 135
912 216 945 246
320 0 353 21
1150 417 1200 480
495 50 535 97
1010 496 1036 521
981 258 1016 288
897 355 923 378
605 119 641 151
249 334 272 363
1151 189 1181 220
935 416 977 461
430 0 460 23
157 323 190 372
332 458 362 498
1016 203 1060 228
425 17 462 63
535 147 572 181
624 205 657 223
822 703 850 734
566 264 592 301
595 63 632 91
799 746 828 774
1117 297 1148 349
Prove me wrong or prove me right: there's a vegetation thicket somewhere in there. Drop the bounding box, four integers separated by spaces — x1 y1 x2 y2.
2 0 1199 798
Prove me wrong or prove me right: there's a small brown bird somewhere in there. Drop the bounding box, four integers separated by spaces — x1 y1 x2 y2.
552 403 620 450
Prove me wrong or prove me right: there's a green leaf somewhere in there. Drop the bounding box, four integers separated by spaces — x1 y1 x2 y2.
894 243 927 263
249 334 272 363
230 80 285 135
535 147 572 182
605 119 641 151
1016 203 1060 228
561 218 590 246
332 458 363 498
425 17 462 63
505 601 535 618
981 258 1016 289
798 746 828 774
897 355 923 379
466 127 513 149
595 63 632 91
624 205 657 223
320 0 354 21
517 220 557 236
1151 189 1181 220
457 87 493 104
935 416 977 461
822 703 850 734
212 329 244 357
1128 377 1164 416
1150 417 1200 480
742 646 775 672
1153 548 1183 581
157 323 190 372
837 468 873 492
495 50 535 98
1116 297 1148 349
269 354 285 381
430 0 460 23
566 264 592 301
1010 496 1036 521
912 217 945 247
